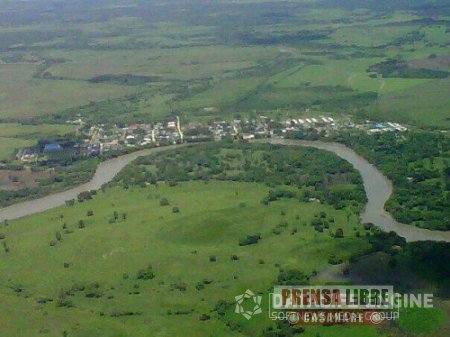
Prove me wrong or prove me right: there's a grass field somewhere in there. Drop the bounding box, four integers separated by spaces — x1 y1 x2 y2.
0 123 76 162
0 137 35 161
373 78 450 126
0 180 374 337
0 64 138 119
0 1 449 126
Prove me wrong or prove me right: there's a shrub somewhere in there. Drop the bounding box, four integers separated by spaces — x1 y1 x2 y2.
171 282 187 292
160 198 170 206
209 255 217 262
0 234 5 240
199 314 210 321
56 291 73 308
172 207 180 213
231 254 239 261
328 255 343 265
195 282 205 290
335 228 344 238
214 300 228 316
78 220 85 229
239 233 261 246
65 199 75 207
272 228 282 235
49 240 57 247
363 222 374 230
86 210 94 217
55 231 62 241
77 191 93 203
137 265 155 280
277 269 309 285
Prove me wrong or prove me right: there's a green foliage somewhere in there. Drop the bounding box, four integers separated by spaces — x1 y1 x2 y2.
277 269 309 286
160 198 170 206
239 233 262 246
117 143 367 211
369 57 449 79
333 131 450 230
136 265 155 280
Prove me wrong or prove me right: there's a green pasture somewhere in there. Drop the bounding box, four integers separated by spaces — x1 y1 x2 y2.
0 180 369 337
0 123 76 161
0 137 35 161
0 64 137 119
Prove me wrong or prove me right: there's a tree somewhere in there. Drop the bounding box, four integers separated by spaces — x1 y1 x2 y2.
137 265 155 280
335 228 344 238
65 199 75 207
78 220 85 229
56 231 62 241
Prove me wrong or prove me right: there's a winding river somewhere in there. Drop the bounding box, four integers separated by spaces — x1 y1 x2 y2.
1 139 448 242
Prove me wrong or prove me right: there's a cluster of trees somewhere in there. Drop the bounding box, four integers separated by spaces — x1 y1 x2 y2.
239 233 261 246
368 57 449 79
0 158 98 208
114 143 366 211
89 74 158 86
332 131 449 230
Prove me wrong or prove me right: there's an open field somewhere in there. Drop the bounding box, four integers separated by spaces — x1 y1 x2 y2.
0 64 137 119
0 137 34 161
0 123 76 162
0 179 447 337
0 0 449 126
373 78 450 126
0 181 372 337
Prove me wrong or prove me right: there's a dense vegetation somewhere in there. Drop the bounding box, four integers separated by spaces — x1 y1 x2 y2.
113 142 367 211
289 130 449 230
335 132 449 230
368 57 450 79
0 157 99 207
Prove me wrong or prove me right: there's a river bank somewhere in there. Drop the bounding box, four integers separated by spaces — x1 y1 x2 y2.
1 139 449 242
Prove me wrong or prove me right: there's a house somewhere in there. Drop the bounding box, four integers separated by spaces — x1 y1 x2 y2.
44 143 62 153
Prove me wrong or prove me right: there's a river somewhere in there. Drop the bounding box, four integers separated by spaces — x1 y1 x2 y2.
1 139 448 242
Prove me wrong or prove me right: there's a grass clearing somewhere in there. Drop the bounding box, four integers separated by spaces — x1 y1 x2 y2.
0 137 35 161
0 64 137 119
0 180 369 337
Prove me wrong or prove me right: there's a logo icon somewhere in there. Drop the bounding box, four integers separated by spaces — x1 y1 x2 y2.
368 311 384 325
235 289 262 320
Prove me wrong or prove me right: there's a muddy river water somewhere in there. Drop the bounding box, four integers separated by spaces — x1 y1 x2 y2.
1 140 448 242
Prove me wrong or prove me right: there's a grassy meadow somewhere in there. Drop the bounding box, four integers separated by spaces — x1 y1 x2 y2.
0 181 372 337
0 123 76 162
0 1 449 336
0 0 449 126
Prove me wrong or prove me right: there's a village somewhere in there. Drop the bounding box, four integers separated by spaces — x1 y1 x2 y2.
15 114 408 164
